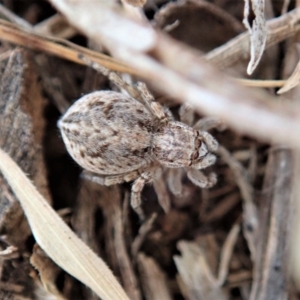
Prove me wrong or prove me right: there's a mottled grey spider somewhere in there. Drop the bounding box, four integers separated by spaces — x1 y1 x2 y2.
58 55 218 219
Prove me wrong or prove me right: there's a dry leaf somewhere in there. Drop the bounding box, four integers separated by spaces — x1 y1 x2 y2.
243 0 267 74
0 148 130 300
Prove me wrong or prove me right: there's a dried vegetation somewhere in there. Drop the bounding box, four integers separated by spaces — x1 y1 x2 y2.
0 0 299 299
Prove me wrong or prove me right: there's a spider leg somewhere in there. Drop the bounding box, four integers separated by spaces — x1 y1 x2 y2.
192 153 217 170
198 131 219 153
193 116 225 132
78 54 172 121
153 168 171 213
186 168 217 189
78 54 143 103
166 168 184 196
136 82 170 123
81 170 139 185
179 103 194 126
131 172 153 220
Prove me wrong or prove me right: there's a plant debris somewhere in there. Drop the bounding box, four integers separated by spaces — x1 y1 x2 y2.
0 1 299 300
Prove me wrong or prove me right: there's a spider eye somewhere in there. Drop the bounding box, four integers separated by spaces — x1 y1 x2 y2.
196 138 202 149
192 150 199 160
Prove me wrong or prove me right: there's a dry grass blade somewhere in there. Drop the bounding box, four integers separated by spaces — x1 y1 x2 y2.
49 0 155 52
243 0 267 74
33 14 77 39
217 223 241 286
236 78 285 88
113 196 141 300
250 148 293 300
46 0 300 148
137 253 172 300
0 19 138 75
218 146 258 260
174 241 228 300
0 17 287 89
0 148 130 300
292 150 300 290
115 47 300 149
278 59 300 94
131 213 157 258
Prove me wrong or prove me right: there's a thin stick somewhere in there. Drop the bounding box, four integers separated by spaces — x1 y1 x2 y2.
0 19 139 75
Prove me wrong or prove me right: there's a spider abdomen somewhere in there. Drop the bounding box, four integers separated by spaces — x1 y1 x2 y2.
58 91 154 175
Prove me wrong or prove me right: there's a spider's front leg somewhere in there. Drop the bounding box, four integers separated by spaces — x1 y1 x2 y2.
192 153 217 170
198 131 219 153
186 168 217 189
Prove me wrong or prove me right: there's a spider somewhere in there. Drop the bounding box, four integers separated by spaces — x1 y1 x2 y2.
58 54 218 219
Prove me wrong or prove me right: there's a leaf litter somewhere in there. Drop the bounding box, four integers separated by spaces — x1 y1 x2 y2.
0 1 299 300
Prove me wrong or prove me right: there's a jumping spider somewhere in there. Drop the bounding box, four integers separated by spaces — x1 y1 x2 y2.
58 55 218 219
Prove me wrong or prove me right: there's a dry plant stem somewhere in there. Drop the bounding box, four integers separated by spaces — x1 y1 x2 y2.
34 14 77 39
236 78 285 88
137 253 172 300
282 0 291 14
78 54 143 102
227 271 252 287
201 193 240 223
205 7 300 68
0 4 31 29
174 241 228 300
0 282 24 294
0 17 290 89
248 145 258 183
0 20 137 75
72 181 100 254
114 41 300 148
47 0 300 149
30 245 68 300
153 177 171 213
113 194 142 300
217 223 240 286
38 68 70 114
0 15 74 114
131 213 157 258
0 148 130 300
278 57 300 94
250 147 293 300
0 246 19 260
218 146 258 260
95 186 121 280
292 150 300 289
